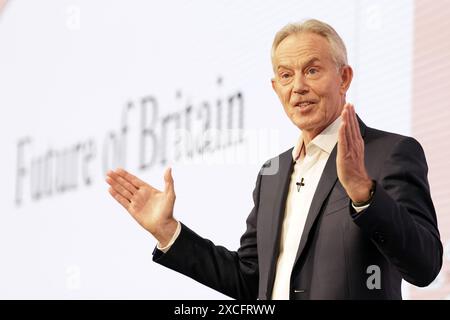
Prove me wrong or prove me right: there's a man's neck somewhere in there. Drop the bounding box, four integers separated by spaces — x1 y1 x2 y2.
302 108 344 145
302 128 324 146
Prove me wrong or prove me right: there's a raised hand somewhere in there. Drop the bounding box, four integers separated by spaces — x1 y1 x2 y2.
106 167 178 246
337 103 373 204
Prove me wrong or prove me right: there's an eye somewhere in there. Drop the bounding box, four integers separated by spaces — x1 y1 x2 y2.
280 73 291 79
306 67 319 75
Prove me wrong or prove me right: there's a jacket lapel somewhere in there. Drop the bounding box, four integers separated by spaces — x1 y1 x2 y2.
292 116 367 268
265 150 294 297
293 145 338 268
263 115 367 296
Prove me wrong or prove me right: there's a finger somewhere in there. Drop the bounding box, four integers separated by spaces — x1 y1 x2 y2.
340 102 350 117
347 104 357 140
164 167 175 195
342 107 353 150
107 171 138 194
350 104 362 140
115 168 146 189
338 117 348 153
346 104 358 144
106 176 134 201
108 187 130 210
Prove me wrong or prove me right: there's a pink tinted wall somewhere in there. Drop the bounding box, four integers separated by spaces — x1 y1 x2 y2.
411 0 450 299
0 0 7 14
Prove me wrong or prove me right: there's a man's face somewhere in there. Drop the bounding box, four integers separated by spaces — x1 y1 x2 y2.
271 32 352 136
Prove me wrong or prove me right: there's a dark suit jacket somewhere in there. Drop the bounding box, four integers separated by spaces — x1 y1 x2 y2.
153 119 443 299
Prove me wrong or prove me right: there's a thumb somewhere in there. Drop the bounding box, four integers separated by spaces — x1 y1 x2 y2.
163 167 175 195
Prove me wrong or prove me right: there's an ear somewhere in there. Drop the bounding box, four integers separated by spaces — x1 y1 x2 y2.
271 78 277 92
339 65 353 94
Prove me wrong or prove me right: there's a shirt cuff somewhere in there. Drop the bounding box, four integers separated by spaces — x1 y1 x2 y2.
352 202 370 213
156 221 181 253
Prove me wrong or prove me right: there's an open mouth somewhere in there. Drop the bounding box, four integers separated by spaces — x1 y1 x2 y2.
294 101 317 109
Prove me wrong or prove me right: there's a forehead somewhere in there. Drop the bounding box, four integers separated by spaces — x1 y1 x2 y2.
274 32 333 67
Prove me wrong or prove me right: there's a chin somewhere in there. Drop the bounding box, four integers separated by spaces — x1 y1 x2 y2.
290 115 318 131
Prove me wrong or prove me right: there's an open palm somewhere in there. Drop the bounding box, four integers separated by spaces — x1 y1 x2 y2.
106 168 176 237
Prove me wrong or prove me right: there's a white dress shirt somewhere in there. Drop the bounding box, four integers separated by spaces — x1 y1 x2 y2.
157 115 369 299
271 116 343 299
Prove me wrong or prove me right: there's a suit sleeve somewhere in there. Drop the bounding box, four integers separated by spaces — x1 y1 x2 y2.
353 136 443 287
152 170 262 299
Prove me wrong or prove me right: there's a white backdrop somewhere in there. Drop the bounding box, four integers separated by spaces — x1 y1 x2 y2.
2 0 444 299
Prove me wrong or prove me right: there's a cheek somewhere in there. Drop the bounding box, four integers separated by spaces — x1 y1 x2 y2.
315 85 339 108
311 82 329 98
276 85 290 99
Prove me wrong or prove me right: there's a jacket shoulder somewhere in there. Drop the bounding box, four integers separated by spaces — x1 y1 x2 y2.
365 126 423 150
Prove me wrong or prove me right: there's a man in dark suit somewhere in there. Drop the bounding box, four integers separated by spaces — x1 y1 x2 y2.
106 19 442 299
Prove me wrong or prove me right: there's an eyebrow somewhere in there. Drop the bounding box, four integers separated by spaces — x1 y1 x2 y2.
277 57 321 71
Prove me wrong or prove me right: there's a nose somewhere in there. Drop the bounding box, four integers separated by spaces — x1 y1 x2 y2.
292 73 309 95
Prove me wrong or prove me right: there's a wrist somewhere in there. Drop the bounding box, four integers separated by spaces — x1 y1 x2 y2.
351 180 376 206
154 219 178 247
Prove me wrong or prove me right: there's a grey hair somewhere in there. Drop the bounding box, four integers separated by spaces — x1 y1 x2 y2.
271 19 348 69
